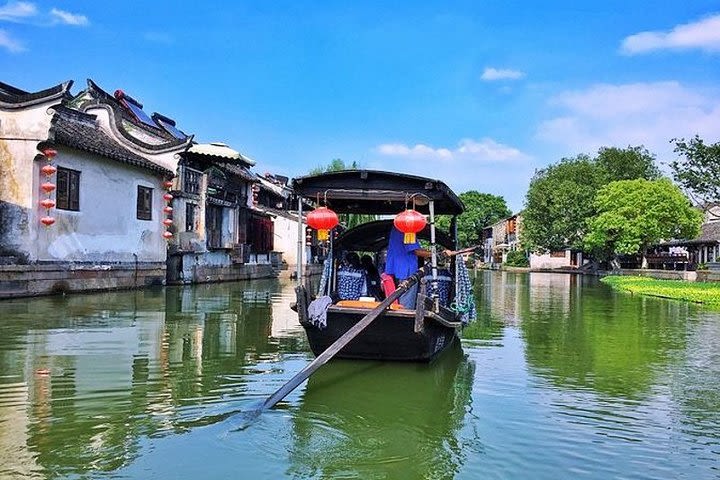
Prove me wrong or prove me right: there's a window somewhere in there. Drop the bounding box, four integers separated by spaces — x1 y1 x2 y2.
56 167 80 211
137 186 153 220
186 203 196 231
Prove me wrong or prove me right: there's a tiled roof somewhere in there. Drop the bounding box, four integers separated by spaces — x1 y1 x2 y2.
697 221 720 242
0 81 73 109
188 142 256 166
48 106 173 177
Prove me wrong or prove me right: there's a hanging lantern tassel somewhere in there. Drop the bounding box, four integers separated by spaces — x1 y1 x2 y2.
307 206 339 242
394 209 427 244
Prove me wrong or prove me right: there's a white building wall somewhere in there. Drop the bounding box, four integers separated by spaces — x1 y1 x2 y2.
0 97 57 259
33 148 167 263
273 213 306 266
530 251 572 269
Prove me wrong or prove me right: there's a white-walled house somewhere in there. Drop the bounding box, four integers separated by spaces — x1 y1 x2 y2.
1 80 185 298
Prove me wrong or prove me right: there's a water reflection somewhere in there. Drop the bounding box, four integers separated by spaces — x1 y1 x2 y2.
288 340 474 480
1 271 719 479
0 279 304 479
474 271 691 400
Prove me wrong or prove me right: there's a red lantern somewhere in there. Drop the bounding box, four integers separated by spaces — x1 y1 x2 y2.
163 218 173 226
164 180 174 189
307 207 338 241
163 206 173 214
40 199 55 209
41 148 57 160
41 164 57 176
40 216 56 226
163 231 173 239
163 193 173 201
394 210 426 244
41 182 56 193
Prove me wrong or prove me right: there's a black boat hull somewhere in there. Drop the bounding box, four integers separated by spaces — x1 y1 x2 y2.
300 307 460 362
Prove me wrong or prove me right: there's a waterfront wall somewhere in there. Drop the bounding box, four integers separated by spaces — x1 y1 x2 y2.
0 262 166 299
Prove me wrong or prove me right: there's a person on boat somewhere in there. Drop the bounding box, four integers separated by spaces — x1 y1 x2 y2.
384 226 456 308
337 252 368 300
361 254 384 300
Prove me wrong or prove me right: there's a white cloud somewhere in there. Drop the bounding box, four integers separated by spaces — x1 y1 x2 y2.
50 8 88 26
537 81 720 159
621 14 720 54
0 1 36 21
377 138 528 163
372 138 533 202
0 28 24 52
480 67 525 81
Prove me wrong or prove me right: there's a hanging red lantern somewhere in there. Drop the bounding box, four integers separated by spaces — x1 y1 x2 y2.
41 164 57 176
394 209 426 244
163 218 173 226
163 206 173 214
163 193 173 201
40 199 56 209
163 231 173 239
41 148 57 160
307 206 338 241
163 180 174 189
40 216 56 226
41 182 56 193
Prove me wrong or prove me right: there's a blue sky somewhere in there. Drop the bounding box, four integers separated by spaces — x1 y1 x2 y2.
2 1 719 210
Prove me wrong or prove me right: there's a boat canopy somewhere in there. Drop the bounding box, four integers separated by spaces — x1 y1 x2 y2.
335 219 455 252
292 170 464 215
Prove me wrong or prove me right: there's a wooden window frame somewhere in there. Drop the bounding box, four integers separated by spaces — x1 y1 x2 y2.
137 185 153 221
56 167 80 211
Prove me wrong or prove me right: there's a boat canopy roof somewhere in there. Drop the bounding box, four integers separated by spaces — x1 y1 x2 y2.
292 170 464 215
336 219 455 252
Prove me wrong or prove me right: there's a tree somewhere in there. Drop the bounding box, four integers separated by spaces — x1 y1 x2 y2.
436 191 511 247
522 146 661 252
670 135 720 207
309 158 358 175
584 179 702 268
596 146 660 183
522 155 601 251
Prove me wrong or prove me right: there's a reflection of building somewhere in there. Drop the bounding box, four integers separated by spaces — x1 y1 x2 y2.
0 280 306 477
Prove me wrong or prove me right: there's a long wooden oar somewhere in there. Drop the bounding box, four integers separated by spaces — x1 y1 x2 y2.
259 270 423 411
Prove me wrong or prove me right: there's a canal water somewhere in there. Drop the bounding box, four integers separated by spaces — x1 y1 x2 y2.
0 271 718 479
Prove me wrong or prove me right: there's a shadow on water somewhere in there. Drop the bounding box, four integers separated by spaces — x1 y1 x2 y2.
285 339 476 480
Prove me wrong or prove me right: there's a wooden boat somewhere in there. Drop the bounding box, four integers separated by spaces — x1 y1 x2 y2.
291 170 467 362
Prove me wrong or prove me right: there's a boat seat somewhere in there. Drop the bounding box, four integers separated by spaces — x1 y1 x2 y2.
336 300 406 310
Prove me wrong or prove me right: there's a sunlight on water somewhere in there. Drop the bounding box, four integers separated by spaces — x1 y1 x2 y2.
0 273 718 479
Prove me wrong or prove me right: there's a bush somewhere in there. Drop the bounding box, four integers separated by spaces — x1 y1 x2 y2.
504 249 529 267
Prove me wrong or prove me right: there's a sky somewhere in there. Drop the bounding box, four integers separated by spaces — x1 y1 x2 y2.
2 1 719 211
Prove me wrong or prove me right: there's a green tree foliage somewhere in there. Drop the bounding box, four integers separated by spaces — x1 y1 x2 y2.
522 146 661 252
584 179 702 260
596 146 661 182
504 249 529 267
522 155 601 251
436 191 511 247
670 135 720 205
309 158 358 175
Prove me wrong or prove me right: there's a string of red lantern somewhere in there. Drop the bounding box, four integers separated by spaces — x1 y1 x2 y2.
162 178 174 240
39 148 57 227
